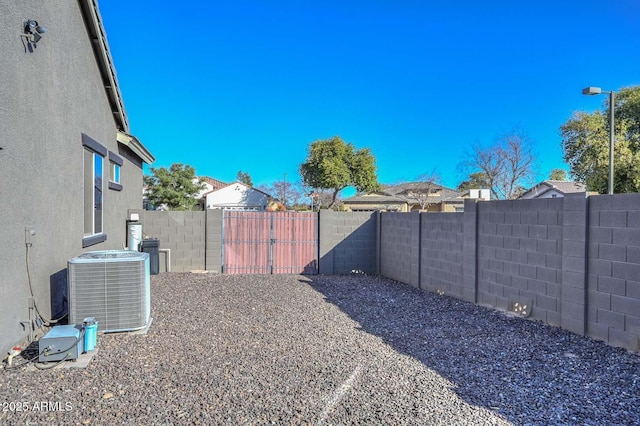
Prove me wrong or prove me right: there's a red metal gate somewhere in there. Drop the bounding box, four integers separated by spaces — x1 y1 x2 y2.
222 211 318 274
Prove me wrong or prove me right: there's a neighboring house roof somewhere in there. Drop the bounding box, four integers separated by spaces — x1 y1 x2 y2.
343 192 407 204
387 183 461 201
199 177 228 194
383 182 455 195
344 183 464 206
79 0 154 164
548 180 588 193
519 180 587 199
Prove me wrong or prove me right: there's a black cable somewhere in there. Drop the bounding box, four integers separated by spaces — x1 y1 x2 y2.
34 352 70 370
25 243 68 326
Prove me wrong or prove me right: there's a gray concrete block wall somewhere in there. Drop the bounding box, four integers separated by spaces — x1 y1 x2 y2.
134 210 378 276
462 199 479 303
129 210 206 272
587 193 640 351
561 194 588 336
132 194 640 353
420 213 465 298
476 198 564 323
205 209 223 273
380 212 420 287
319 211 377 275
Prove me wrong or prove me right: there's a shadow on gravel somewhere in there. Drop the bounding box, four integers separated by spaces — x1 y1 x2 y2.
304 275 640 425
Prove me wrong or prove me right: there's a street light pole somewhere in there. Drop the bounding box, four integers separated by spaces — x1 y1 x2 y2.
582 86 615 195
607 90 615 195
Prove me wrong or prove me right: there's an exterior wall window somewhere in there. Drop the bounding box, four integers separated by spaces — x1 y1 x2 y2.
82 134 108 247
84 148 103 236
108 151 123 191
110 162 120 183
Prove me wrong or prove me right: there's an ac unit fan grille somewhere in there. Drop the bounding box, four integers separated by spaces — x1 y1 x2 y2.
68 250 150 332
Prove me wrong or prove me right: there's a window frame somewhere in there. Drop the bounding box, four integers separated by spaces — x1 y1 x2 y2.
108 151 123 191
82 134 107 247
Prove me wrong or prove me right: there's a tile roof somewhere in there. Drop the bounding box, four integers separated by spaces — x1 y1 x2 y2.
544 180 587 193
344 182 464 205
200 177 228 191
519 180 587 198
343 194 407 203
383 182 458 195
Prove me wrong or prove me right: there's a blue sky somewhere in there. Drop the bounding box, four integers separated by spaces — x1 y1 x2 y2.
99 0 640 194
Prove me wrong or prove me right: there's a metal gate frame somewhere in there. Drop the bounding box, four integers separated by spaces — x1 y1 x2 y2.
222 211 318 274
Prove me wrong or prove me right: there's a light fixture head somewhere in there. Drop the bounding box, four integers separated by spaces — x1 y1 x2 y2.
24 19 38 32
582 86 602 96
22 19 46 44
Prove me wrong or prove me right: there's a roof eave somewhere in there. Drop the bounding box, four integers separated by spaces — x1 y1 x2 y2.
80 0 155 165
117 132 155 164
78 0 128 132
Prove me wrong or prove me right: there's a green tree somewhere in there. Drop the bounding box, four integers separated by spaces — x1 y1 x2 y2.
457 172 490 192
561 86 640 193
236 170 253 187
549 168 567 180
143 163 206 211
299 136 379 207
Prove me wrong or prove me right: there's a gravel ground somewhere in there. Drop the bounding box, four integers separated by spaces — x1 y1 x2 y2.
1 273 638 425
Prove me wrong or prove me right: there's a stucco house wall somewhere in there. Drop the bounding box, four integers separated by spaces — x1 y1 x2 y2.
0 0 153 354
205 182 269 210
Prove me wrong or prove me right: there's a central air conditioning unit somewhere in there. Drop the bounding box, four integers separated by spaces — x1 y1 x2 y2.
68 250 150 333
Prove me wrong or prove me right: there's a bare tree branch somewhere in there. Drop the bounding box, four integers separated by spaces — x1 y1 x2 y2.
413 171 441 210
468 128 536 199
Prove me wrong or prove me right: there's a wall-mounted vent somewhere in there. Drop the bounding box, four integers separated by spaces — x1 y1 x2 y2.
68 250 150 332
